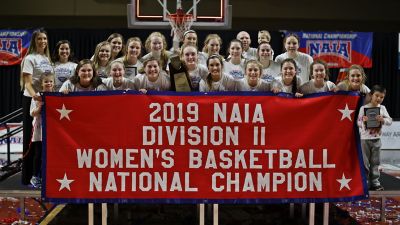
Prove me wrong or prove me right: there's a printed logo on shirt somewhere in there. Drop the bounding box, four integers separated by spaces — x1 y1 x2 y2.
229 70 244 79
261 74 275 83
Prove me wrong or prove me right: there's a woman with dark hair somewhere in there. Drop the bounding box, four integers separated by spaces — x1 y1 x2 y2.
271 58 303 97
59 59 106 93
20 29 53 185
52 40 77 91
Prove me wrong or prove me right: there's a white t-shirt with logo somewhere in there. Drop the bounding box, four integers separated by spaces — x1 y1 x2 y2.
53 61 77 91
275 52 313 85
22 53 53 96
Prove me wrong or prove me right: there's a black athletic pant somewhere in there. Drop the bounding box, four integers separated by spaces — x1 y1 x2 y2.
21 95 34 185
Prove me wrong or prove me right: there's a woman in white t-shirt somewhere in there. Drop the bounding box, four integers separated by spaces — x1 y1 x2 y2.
20 30 53 185
299 60 336 95
102 61 136 90
271 58 303 97
60 59 107 93
135 57 170 91
20 29 53 185
224 39 245 80
180 44 208 91
52 40 77 91
199 34 223 67
115 37 143 80
142 32 171 72
199 54 236 92
257 41 280 83
275 33 313 85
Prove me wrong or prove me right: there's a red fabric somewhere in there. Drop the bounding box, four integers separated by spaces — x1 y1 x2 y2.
44 93 366 202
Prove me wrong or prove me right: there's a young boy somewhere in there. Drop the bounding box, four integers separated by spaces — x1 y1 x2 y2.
358 85 392 191
258 30 271 44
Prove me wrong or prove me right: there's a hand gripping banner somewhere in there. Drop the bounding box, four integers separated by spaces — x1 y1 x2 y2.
42 91 368 203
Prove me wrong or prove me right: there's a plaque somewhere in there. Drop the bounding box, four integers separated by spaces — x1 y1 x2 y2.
169 55 192 92
364 107 381 129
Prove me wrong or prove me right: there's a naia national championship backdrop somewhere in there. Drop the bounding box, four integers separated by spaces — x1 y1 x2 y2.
42 91 368 204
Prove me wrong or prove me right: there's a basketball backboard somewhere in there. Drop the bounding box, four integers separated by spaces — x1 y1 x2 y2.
127 0 231 29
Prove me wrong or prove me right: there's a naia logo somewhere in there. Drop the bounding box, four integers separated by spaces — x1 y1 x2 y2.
0 38 22 57
306 40 351 62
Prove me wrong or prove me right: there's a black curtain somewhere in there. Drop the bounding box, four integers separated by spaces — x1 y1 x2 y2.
1 29 399 119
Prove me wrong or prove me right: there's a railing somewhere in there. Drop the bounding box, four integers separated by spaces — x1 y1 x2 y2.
0 108 23 166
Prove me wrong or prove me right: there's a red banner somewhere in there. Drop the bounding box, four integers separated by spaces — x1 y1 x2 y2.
43 91 368 203
0 30 33 66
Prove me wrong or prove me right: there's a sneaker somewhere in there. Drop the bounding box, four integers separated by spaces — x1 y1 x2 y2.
30 176 42 189
371 185 384 191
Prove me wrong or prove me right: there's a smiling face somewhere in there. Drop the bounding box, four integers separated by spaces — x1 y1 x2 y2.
312 63 326 83
35 32 48 53
78 63 94 87
281 61 296 84
207 38 220 55
348 68 363 90
182 46 198 68
207 58 222 81
127 40 141 59
184 32 197 46
98 44 111 64
144 60 160 82
110 37 123 56
258 43 272 60
58 43 70 63
150 36 163 54
246 62 261 86
229 41 243 60
41 76 54 92
284 36 299 53
110 62 125 85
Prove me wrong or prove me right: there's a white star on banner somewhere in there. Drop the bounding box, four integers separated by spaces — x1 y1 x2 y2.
56 104 73 121
57 173 74 191
338 104 355 121
337 173 352 191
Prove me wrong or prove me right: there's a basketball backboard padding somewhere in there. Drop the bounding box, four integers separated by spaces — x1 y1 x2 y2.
127 0 231 29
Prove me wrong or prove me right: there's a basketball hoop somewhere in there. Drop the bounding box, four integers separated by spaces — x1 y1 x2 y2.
167 8 194 48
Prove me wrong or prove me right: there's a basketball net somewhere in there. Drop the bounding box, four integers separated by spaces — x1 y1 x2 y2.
167 8 194 51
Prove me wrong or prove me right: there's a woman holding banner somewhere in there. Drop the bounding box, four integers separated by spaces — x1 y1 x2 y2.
20 29 53 185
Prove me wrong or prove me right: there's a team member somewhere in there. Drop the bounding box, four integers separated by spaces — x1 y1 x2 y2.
200 34 223 66
199 54 236 92
52 40 77 91
115 37 143 80
299 60 336 94
236 60 270 91
180 44 208 91
135 57 170 91
60 59 107 92
102 61 136 90
224 39 245 79
257 42 280 83
107 33 125 60
271 58 303 97
93 41 112 79
275 33 313 85
20 29 53 185
142 32 171 71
